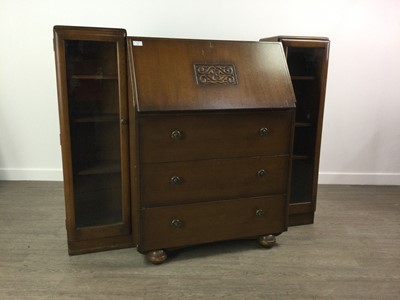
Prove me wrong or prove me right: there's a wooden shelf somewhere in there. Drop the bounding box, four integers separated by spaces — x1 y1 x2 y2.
71 75 118 80
72 114 119 123
291 75 316 81
77 161 121 176
295 122 313 128
292 155 310 160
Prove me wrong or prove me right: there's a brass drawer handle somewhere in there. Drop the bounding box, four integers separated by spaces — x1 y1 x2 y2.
256 209 265 217
257 169 266 177
170 176 182 185
259 127 269 136
171 218 182 228
171 130 182 140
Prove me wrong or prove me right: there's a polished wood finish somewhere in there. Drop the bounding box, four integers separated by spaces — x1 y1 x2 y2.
53 26 133 254
139 111 293 163
129 37 294 112
258 234 277 248
146 250 168 265
261 36 330 226
141 156 289 206
139 195 286 251
128 37 296 262
54 26 308 261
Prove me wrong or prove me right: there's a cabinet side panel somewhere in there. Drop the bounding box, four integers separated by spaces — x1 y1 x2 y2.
54 28 76 241
127 37 140 246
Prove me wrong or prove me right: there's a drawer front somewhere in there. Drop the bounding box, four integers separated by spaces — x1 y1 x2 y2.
141 156 289 207
139 111 293 163
139 195 287 251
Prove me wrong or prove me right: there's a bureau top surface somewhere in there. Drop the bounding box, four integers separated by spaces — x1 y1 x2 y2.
128 37 295 112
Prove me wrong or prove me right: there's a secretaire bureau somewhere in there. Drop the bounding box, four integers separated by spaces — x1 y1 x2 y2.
54 25 299 264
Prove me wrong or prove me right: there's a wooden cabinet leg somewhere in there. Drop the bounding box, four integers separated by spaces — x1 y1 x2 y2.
146 250 167 265
258 234 276 248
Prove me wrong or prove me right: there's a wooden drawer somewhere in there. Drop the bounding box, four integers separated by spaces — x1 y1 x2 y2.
139 195 287 251
141 155 289 207
139 111 293 163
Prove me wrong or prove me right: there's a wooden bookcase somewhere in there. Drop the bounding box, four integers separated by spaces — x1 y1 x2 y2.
53 26 133 254
260 36 330 226
53 26 330 260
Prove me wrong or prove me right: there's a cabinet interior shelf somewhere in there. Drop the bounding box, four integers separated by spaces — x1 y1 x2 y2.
70 75 118 80
292 155 310 161
76 161 121 176
295 122 313 128
72 114 119 123
291 75 316 81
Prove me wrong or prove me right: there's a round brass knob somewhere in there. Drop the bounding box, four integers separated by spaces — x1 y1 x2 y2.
171 130 182 140
259 127 269 136
170 176 182 185
257 169 266 177
256 209 265 217
120 118 128 125
171 219 182 228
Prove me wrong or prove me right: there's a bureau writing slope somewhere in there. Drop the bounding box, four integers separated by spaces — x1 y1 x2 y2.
54 26 296 263
260 36 330 226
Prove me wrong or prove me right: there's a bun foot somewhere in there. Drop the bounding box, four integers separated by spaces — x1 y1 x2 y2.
146 250 167 265
258 234 276 248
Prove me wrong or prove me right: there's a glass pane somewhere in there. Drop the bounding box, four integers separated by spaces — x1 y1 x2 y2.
65 40 118 77
286 47 324 77
292 80 320 123
290 160 313 204
65 40 123 228
74 173 122 227
293 126 316 158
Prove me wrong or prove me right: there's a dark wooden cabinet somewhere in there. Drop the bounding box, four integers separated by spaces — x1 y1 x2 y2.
127 37 295 263
54 26 133 254
260 36 330 226
54 26 329 263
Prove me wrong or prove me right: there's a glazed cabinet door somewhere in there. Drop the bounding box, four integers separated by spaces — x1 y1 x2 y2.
54 26 132 254
260 36 329 226
279 38 329 225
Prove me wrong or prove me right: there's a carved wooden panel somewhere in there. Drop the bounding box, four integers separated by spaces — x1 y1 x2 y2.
194 64 238 86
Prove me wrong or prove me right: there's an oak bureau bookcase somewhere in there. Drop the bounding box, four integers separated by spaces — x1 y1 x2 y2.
54 26 328 264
